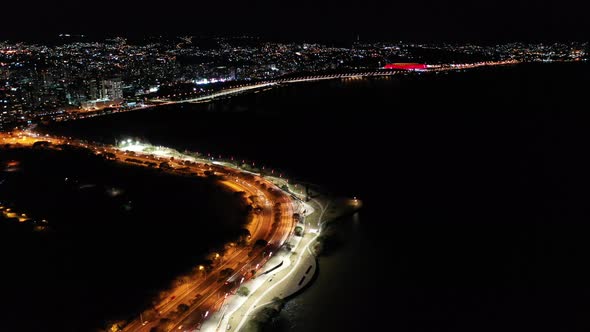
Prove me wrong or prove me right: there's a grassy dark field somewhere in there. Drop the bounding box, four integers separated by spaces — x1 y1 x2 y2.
0 147 248 332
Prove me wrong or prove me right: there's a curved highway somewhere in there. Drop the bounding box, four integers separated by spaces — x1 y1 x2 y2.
0 131 297 332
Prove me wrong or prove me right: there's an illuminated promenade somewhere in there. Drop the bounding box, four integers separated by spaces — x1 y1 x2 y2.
0 131 299 332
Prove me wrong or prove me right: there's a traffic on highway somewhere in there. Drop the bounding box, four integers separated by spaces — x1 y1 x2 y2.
0 130 297 332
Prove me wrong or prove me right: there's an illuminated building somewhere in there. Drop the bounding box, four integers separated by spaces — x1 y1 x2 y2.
383 63 428 70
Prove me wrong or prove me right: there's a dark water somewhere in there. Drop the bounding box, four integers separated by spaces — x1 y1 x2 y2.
44 62 590 331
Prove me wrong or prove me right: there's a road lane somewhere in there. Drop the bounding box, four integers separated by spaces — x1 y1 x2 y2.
0 131 297 332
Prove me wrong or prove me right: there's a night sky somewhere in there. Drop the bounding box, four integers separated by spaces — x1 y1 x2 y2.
2 0 588 42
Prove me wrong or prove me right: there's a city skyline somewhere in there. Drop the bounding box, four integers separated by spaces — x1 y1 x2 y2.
1 37 587 130
2 4 590 331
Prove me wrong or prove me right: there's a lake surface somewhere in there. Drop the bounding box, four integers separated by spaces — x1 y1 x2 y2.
44 62 590 331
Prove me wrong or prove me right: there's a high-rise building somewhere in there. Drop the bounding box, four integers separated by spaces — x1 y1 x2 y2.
0 67 9 81
84 78 123 102
0 87 24 130
101 78 123 101
87 79 99 100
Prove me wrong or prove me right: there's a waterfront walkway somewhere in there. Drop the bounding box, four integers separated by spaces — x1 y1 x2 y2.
199 200 322 332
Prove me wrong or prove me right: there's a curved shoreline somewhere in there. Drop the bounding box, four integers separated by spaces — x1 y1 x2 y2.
0 131 298 332
217 193 363 332
0 133 363 332
46 59 520 125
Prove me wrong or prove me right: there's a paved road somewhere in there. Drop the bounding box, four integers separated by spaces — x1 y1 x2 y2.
0 131 297 332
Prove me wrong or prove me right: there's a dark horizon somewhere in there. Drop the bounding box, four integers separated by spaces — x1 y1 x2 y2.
2 32 588 47
1 0 588 43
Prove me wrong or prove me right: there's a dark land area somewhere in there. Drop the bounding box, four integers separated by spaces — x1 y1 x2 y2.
0 147 248 332
40 62 590 331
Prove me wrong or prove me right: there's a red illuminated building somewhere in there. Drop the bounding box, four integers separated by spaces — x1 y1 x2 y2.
384 63 428 70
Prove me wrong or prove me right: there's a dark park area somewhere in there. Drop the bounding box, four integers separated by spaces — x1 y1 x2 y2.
0 147 249 332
